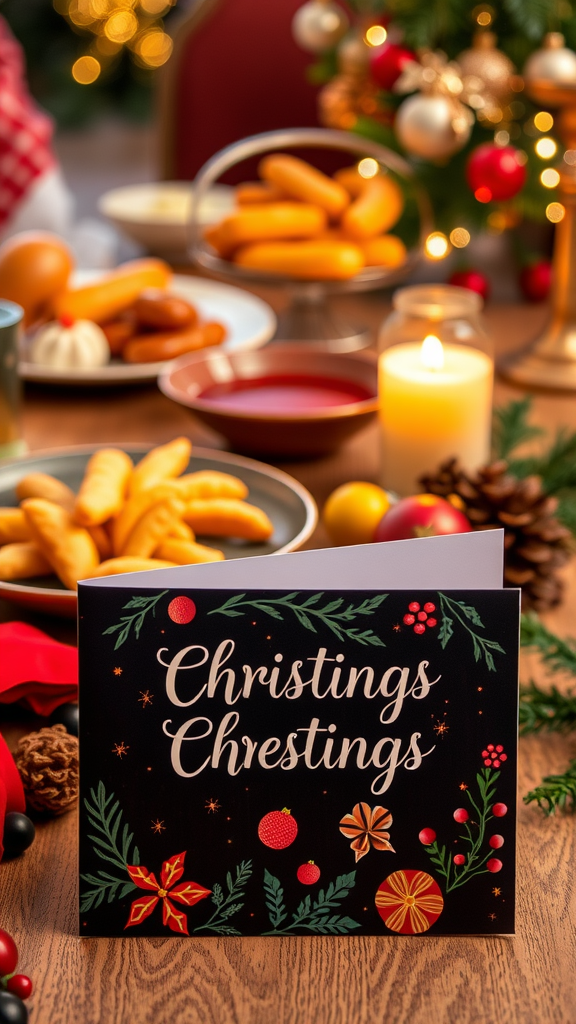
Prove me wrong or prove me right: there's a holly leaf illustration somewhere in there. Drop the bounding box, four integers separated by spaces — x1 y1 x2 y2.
264 869 287 928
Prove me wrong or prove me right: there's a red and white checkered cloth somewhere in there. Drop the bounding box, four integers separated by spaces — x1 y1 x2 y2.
0 17 55 228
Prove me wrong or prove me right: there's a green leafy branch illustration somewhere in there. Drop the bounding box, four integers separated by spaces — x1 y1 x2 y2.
437 593 505 672
262 869 360 934
80 781 140 912
103 590 169 650
424 768 499 893
193 860 253 935
208 592 388 646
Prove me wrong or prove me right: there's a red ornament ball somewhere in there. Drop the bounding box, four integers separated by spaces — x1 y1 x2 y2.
466 143 527 202
487 857 503 873
6 974 32 1000
168 596 196 624
453 854 465 866
370 42 416 90
0 929 18 976
375 494 471 543
297 861 320 885
489 834 504 849
492 803 508 817
453 808 469 823
418 827 436 845
258 808 298 849
519 261 552 303
448 269 490 303
413 623 426 635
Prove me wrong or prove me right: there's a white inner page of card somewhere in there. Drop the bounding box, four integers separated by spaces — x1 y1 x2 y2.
81 529 504 591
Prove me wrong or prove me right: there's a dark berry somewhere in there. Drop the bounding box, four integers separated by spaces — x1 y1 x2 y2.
49 702 78 737
3 814 35 858
0 991 28 1023
5 978 32 1001
0 932 17 977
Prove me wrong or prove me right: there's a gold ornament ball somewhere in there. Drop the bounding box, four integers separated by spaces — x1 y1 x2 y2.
395 93 472 161
457 32 515 101
292 0 349 54
524 32 576 86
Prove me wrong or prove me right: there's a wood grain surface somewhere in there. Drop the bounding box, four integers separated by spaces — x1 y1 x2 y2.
1 292 575 1024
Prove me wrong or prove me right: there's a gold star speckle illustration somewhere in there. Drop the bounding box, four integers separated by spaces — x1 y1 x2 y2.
205 797 221 814
392 623 401 632
492 887 502 897
459 783 468 791
488 913 497 921
138 689 154 707
113 667 122 676
433 719 449 737
112 741 129 757
151 819 166 834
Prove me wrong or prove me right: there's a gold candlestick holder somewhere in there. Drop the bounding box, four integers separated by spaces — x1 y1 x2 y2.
500 45 576 391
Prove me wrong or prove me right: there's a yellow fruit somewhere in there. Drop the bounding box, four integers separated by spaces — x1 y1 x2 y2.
0 232 74 326
323 481 391 546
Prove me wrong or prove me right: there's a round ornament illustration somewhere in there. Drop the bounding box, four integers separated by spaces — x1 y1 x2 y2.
375 869 444 934
168 596 196 624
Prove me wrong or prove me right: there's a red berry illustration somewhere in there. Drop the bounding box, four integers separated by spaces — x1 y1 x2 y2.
492 803 507 817
168 596 196 624
403 613 415 625
419 827 436 845
489 835 504 849
427 618 437 628
453 808 469 823
6 975 32 1000
414 623 426 635
0 930 18 976
408 601 420 612
487 858 503 873
453 854 465 866
423 602 436 613
417 611 427 621
297 861 320 885
258 808 298 849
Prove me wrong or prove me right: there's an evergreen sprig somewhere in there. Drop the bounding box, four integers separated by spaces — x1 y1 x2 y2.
520 613 576 676
524 759 576 815
209 592 388 647
491 397 544 462
103 590 168 650
262 870 360 935
520 681 576 735
194 860 252 935
437 592 505 671
80 782 139 913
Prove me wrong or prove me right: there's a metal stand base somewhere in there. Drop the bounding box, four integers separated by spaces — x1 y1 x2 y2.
272 286 371 352
498 318 576 391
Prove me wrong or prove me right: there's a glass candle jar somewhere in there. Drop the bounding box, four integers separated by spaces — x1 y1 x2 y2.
0 301 25 460
378 285 493 497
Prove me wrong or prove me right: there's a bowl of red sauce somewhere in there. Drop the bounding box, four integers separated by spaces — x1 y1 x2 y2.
159 344 378 457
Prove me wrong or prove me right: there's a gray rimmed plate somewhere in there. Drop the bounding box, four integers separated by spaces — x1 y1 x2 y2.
0 445 317 617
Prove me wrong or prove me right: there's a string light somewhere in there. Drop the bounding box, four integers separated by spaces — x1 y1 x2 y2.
535 137 558 159
104 9 138 43
425 232 450 260
494 130 510 146
133 28 173 67
357 158 379 179
541 168 560 188
72 55 101 83
449 227 470 248
58 0 177 80
365 25 387 46
534 111 554 132
546 202 565 223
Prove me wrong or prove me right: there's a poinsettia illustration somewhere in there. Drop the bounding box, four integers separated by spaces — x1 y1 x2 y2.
125 851 211 935
339 803 395 862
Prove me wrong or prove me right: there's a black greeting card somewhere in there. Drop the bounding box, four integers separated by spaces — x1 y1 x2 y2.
78 531 519 938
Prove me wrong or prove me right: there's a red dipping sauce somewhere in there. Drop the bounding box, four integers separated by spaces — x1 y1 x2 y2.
199 374 372 414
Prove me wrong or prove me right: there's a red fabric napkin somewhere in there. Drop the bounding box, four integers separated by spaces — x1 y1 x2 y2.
0 622 78 715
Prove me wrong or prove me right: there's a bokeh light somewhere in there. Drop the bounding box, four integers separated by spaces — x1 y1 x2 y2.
546 202 565 223
72 55 101 84
133 28 173 67
449 227 471 248
357 157 379 179
425 232 450 260
536 137 558 159
534 111 554 132
365 25 387 46
541 168 560 188
105 9 138 43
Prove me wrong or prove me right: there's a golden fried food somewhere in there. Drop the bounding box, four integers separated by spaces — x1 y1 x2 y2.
183 499 274 541
85 557 177 578
0 508 31 544
130 437 192 495
74 448 133 527
122 498 186 558
155 538 225 564
173 470 249 502
0 541 52 579
111 481 183 555
15 472 75 510
21 498 100 591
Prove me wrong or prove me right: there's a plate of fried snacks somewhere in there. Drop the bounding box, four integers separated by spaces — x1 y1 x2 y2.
0 437 317 616
0 232 276 385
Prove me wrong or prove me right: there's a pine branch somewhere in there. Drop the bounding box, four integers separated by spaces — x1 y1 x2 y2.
262 871 360 935
491 397 544 461
520 680 576 735
103 590 169 650
524 758 576 814
509 429 576 496
437 593 505 671
520 613 576 676
194 860 252 935
80 782 139 912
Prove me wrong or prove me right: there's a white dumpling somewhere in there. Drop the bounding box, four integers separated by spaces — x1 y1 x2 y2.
30 319 110 368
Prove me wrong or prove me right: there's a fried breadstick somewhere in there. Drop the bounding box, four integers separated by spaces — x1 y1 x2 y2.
15 472 75 511
74 448 133 527
0 508 30 544
122 498 185 558
155 538 225 564
83 557 177 578
21 498 100 591
172 470 248 502
0 541 52 580
111 481 182 555
183 499 273 541
129 437 192 495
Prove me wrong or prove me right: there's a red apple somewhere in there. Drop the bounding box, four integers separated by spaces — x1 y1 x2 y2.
374 494 471 542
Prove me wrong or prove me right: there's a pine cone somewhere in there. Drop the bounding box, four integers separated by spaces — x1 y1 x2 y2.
419 458 573 612
14 724 78 816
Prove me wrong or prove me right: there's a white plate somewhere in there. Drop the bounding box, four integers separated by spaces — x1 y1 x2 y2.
19 274 276 387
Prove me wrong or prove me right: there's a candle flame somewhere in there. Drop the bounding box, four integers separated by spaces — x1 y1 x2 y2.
420 335 445 370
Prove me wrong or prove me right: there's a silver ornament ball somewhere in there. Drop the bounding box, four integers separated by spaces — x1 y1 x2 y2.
292 0 349 54
524 32 576 85
395 93 472 161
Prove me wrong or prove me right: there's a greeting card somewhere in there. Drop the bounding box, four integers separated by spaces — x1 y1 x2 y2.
78 531 519 937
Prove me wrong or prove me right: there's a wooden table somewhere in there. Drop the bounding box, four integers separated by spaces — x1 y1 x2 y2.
1 293 575 1024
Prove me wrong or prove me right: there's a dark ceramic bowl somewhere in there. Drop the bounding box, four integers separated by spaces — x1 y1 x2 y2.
159 344 379 457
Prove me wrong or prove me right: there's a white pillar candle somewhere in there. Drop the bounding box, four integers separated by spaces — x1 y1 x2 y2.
379 335 493 497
